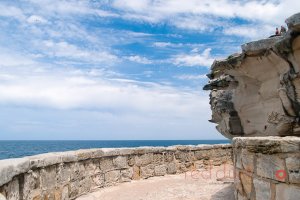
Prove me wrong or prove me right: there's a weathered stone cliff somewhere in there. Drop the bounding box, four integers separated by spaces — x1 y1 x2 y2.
204 13 300 139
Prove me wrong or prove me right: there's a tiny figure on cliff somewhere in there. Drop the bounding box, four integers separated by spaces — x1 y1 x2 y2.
280 25 287 35
275 27 280 36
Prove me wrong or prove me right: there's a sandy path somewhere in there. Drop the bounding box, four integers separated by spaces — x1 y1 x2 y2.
77 165 234 200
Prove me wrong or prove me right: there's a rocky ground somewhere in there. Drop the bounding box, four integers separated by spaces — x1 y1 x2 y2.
77 165 234 200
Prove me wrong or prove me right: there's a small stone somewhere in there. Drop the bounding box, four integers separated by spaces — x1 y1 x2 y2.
253 178 271 200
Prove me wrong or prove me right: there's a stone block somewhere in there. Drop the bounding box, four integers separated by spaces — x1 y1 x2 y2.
256 154 286 181
91 173 104 189
134 154 153 166
164 152 174 162
253 178 271 200
100 158 114 172
240 172 252 198
167 162 177 174
104 170 120 184
3 178 19 200
140 164 155 178
127 156 135 166
234 175 244 197
175 151 194 162
153 154 164 164
194 161 204 169
234 150 243 169
120 168 133 182
68 181 79 199
78 177 92 195
40 166 56 190
56 163 71 184
276 184 300 200
113 156 128 169
280 140 300 153
132 166 140 180
42 190 55 200
69 163 81 181
154 165 167 176
84 160 100 176
23 170 40 199
237 192 247 200
61 186 68 200
241 150 255 172
286 156 300 183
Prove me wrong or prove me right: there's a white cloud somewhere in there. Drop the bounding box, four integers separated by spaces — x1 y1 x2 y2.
153 42 173 48
0 66 208 120
0 51 36 67
176 74 207 80
0 4 26 21
172 48 214 67
224 24 275 40
27 15 48 24
41 40 118 64
126 55 152 64
109 0 300 34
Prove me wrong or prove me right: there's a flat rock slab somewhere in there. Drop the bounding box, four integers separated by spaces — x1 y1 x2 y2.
77 166 234 200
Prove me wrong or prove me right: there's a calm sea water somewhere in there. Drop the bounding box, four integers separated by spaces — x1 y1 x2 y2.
0 140 229 160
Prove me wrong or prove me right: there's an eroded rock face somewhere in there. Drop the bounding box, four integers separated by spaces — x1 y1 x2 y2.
204 13 300 139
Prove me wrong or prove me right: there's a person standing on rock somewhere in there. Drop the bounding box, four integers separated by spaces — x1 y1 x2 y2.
280 26 287 35
275 27 280 36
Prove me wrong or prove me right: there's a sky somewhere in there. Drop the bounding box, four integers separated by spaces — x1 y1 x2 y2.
0 0 299 140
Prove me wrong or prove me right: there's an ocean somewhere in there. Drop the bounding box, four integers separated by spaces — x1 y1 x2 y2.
0 140 229 160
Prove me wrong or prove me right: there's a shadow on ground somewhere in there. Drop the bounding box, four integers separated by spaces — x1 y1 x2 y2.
210 184 235 200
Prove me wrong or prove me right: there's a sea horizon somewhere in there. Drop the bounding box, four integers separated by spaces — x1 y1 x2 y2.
0 139 229 160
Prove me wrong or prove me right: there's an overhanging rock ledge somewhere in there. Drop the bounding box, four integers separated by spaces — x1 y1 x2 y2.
204 13 300 139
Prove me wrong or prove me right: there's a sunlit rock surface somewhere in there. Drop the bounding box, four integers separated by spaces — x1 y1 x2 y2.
204 13 300 139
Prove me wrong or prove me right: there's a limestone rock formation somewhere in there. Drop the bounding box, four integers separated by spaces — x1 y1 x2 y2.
204 13 300 139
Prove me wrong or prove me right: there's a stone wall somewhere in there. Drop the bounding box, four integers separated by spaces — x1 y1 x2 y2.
233 137 300 200
0 144 232 200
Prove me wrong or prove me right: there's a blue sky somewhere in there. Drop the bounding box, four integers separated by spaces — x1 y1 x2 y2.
0 0 299 140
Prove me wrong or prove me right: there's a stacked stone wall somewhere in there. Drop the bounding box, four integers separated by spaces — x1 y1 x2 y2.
0 144 231 200
233 137 300 200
